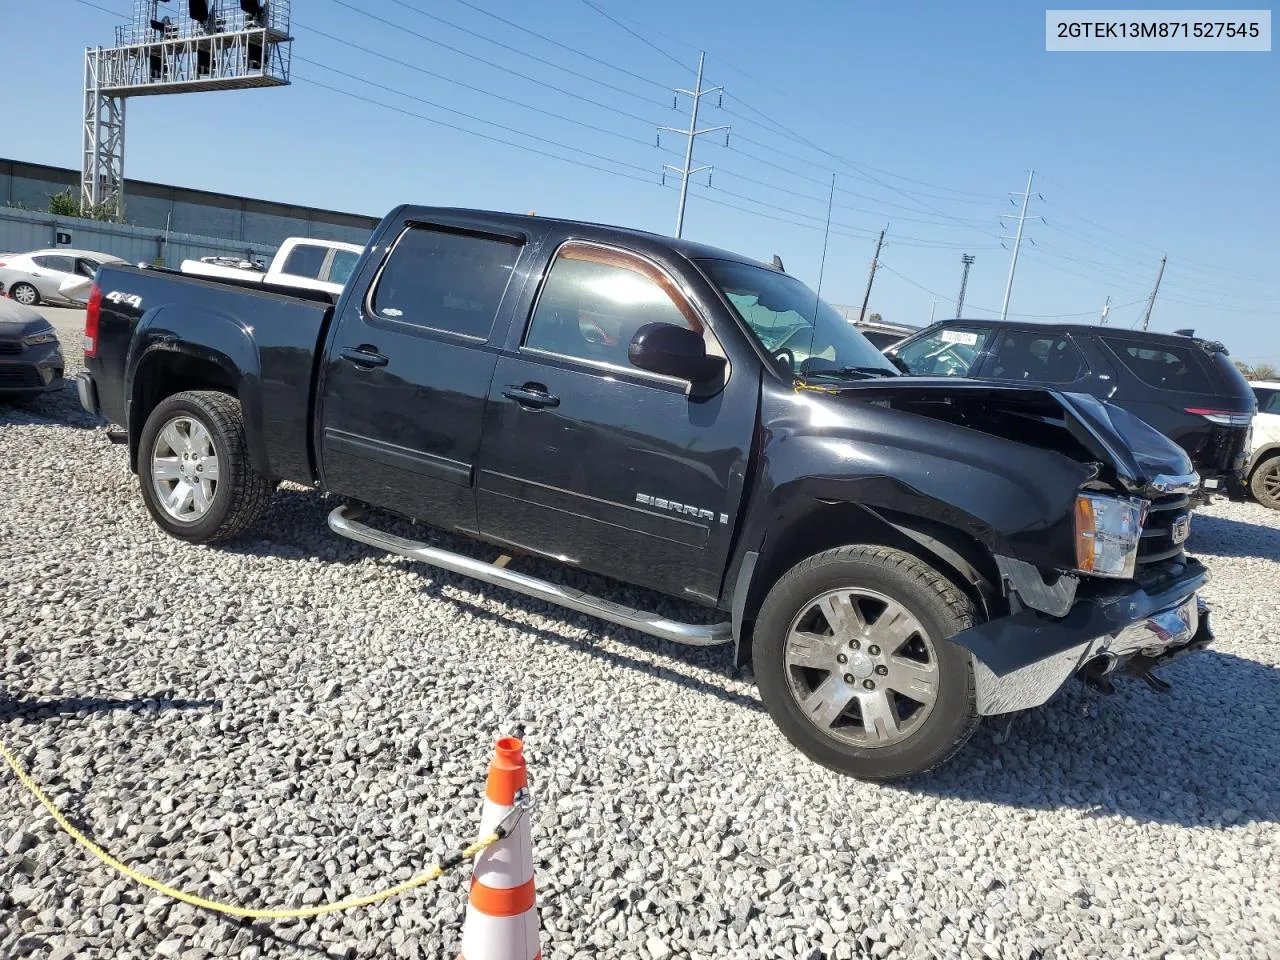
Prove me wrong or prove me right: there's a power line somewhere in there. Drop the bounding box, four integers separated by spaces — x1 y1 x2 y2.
324 1 667 126
442 0 671 91
296 60 658 177
71 0 124 17
373 0 667 108
292 30 665 150
294 75 662 188
576 0 693 73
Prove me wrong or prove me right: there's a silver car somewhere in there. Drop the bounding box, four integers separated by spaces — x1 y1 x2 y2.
0 248 126 306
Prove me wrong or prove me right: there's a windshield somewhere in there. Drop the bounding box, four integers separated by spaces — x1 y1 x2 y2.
698 259 898 380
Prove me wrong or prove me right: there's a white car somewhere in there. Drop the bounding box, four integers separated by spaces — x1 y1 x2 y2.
1246 380 1280 508
0 249 126 307
180 237 364 297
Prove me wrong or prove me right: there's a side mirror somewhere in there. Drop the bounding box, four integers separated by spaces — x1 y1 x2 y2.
628 322 726 383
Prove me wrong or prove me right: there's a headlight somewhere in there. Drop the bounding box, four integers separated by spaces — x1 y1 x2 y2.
1074 493 1148 579
23 330 58 346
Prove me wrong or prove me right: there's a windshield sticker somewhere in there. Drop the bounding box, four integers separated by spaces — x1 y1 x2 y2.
940 329 979 346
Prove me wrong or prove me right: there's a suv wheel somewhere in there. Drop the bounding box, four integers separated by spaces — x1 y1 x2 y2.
1250 455 1280 510
137 390 274 542
754 545 979 781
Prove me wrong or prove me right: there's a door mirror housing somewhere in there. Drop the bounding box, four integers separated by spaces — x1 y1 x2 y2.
628 322 726 383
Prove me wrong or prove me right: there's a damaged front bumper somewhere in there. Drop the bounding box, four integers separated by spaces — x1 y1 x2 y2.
953 559 1213 716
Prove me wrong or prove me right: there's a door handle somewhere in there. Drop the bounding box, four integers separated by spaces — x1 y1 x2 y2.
503 384 560 409
339 346 389 368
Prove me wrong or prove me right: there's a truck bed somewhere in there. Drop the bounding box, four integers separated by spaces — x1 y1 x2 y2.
88 264 334 485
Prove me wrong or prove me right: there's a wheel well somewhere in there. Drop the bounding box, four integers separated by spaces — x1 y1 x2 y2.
129 354 237 471
735 501 1003 666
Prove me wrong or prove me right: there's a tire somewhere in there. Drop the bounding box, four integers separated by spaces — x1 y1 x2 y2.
137 390 273 543
1250 455 1280 510
753 545 979 781
10 282 39 306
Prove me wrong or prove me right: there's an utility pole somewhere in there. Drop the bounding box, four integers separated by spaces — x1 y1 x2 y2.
1099 295 1112 324
955 253 975 318
658 51 729 239
1140 256 1167 330
857 226 888 324
929 297 939 323
999 170 1042 321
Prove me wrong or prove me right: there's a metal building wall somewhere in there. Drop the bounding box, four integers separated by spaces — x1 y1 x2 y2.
0 206 281 269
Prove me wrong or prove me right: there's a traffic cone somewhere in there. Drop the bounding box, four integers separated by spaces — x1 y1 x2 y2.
460 737 540 960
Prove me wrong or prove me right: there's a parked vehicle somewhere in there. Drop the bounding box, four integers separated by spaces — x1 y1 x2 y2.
0 249 126 307
180 237 365 296
887 320 1255 501
852 318 917 351
77 206 1213 781
0 299 64 399
1244 380 1280 508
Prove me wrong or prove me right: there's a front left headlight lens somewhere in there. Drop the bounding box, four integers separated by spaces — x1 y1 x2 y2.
1074 493 1148 579
23 330 58 347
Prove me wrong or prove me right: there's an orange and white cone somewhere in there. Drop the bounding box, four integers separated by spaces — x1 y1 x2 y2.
460 737 540 960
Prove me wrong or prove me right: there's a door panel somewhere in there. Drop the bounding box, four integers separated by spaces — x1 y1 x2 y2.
318 224 527 533
475 241 755 603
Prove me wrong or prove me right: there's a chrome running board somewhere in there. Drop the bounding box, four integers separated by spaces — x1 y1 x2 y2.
327 505 731 647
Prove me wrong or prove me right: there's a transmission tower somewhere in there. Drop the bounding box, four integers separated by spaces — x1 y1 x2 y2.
83 1 294 219
658 51 729 238
998 170 1043 321
1140 256 1167 330
955 254 975 318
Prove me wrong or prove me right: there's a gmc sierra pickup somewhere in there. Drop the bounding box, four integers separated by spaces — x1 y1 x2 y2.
77 205 1213 781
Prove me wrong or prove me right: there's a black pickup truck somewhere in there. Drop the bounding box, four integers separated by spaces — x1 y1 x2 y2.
77 206 1213 780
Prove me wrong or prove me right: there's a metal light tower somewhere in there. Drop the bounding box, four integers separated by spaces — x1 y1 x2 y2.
82 0 294 219
955 253 975 318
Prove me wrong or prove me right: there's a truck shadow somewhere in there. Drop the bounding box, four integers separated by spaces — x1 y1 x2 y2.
0 691 220 722
913 650 1280 827
1186 510 1280 560
231 490 1279 828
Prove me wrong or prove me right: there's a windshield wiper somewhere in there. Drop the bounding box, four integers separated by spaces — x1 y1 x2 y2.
801 366 895 382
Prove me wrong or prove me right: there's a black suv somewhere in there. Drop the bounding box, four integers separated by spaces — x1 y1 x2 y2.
887 320 1255 498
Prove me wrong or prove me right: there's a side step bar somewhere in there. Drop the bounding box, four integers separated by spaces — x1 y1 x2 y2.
327 505 731 647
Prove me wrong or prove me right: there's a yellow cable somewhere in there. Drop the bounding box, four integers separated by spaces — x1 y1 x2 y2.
0 737 497 920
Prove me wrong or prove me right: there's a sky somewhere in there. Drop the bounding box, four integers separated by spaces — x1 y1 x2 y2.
6 0 1278 361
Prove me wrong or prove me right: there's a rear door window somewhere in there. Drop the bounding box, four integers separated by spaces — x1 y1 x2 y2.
894 325 992 377
370 225 521 340
1100 337 1212 393
987 329 1087 384
280 243 328 280
33 255 75 273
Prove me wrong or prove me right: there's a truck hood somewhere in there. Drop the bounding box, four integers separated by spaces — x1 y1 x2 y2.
803 377 1196 497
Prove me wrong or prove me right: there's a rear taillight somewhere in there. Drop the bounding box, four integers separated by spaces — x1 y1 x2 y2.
1185 407 1252 427
84 284 102 358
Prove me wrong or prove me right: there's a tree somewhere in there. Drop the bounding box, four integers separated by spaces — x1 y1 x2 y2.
1252 362 1279 381
47 189 123 223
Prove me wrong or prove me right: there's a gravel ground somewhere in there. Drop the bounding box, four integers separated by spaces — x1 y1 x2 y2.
2 308 1278 960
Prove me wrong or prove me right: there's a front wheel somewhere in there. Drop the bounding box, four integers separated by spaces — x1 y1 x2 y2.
1250 456 1280 510
753 545 979 781
137 390 273 543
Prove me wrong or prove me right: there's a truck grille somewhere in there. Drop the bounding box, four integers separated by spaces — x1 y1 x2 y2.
1138 493 1191 567
0 340 23 355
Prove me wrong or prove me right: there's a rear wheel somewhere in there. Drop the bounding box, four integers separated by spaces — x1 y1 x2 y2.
754 545 979 781
1250 455 1280 510
10 282 39 306
137 390 273 542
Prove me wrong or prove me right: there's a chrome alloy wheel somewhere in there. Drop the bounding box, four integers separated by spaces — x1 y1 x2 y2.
150 416 220 521
783 588 940 747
